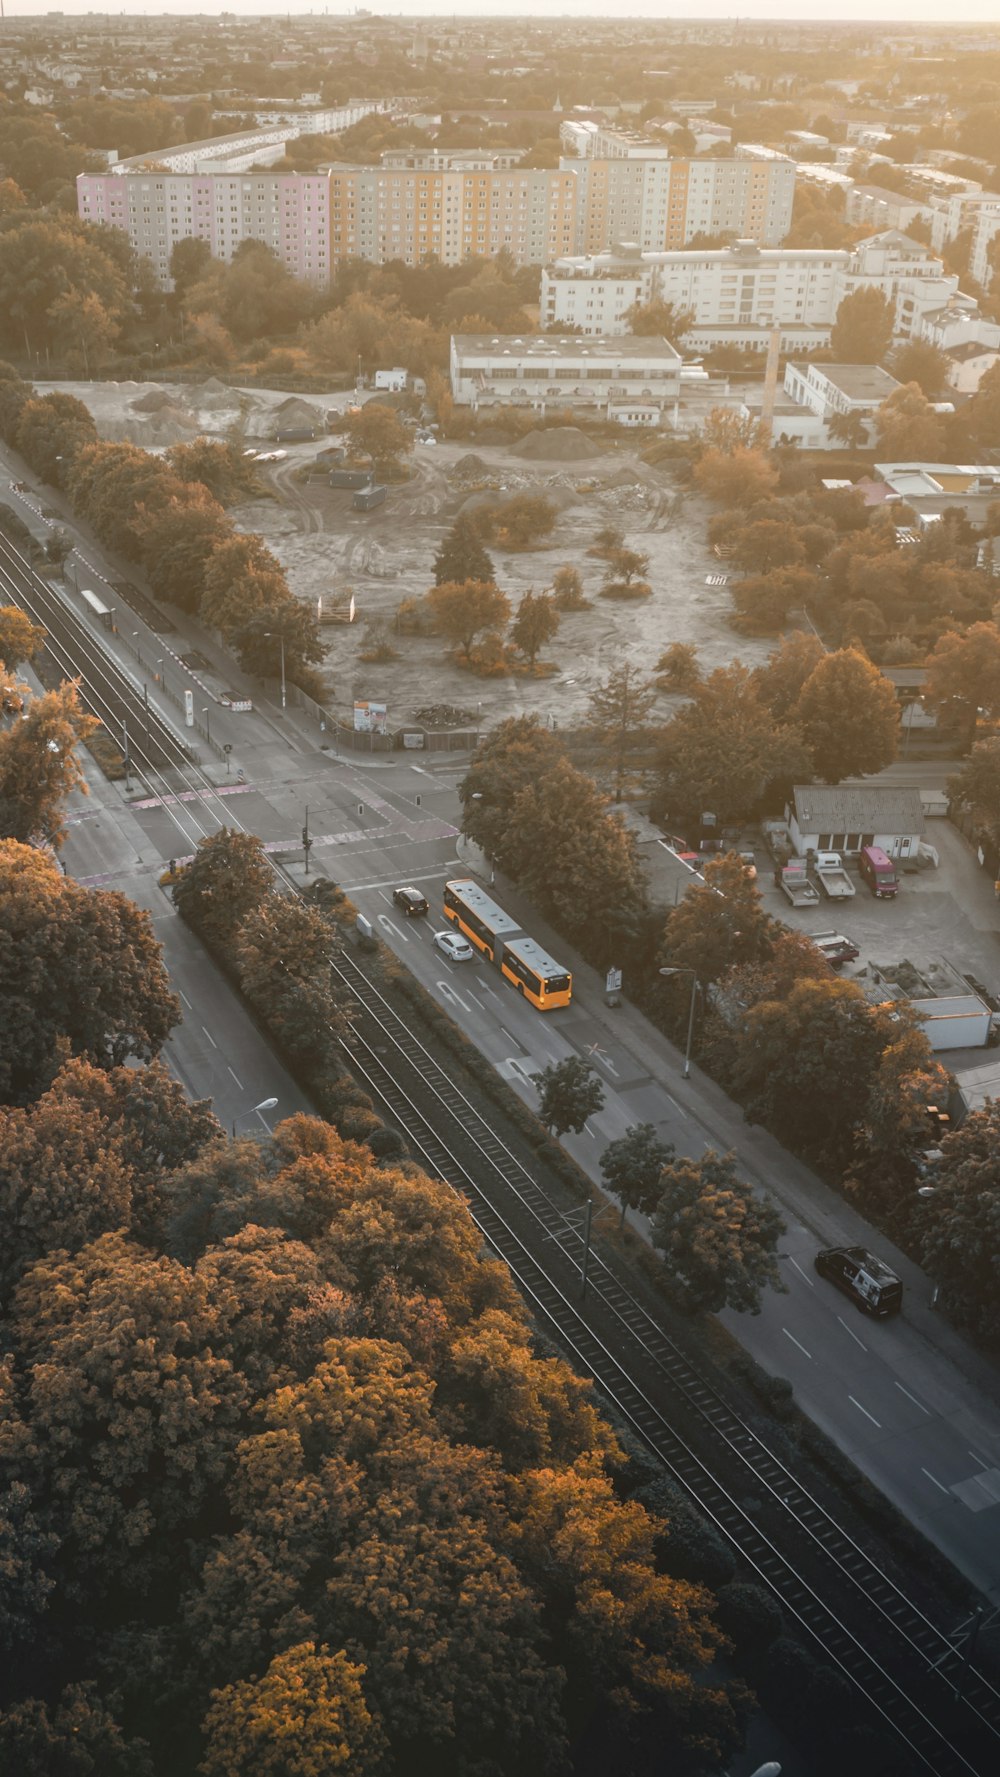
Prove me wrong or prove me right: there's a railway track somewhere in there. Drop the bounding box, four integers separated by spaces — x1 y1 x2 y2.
2 510 998 1771
329 943 1000 1777
0 529 190 771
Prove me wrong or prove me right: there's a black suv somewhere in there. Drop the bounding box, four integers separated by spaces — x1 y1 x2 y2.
392 885 429 917
815 1246 903 1317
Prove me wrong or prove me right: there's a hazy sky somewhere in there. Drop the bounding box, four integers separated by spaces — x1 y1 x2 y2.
6 2 1000 22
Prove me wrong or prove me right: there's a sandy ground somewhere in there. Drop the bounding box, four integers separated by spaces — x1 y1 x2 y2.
41 379 773 728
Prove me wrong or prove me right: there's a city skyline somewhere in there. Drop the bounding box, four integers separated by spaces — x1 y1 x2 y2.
5 1 1000 24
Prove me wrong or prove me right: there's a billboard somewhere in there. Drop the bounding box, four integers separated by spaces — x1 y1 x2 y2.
353 700 387 734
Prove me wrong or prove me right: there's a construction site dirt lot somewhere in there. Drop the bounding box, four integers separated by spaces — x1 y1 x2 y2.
46 380 773 729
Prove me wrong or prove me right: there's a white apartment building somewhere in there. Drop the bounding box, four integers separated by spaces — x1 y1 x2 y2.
970 202 1000 290
326 162 578 269
541 231 961 352
928 188 1000 251
845 184 932 233
449 332 682 425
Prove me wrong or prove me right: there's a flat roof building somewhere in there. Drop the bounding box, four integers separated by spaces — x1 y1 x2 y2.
449 332 682 426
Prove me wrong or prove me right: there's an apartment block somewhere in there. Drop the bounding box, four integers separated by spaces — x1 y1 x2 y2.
541 231 960 351
566 156 795 254
77 170 332 287
326 162 578 268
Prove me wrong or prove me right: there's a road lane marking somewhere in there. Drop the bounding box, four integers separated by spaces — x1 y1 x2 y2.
498 1025 523 1049
895 1382 930 1415
921 1467 951 1496
227 1066 243 1089
377 913 408 941
789 1256 815 1288
201 1025 218 1048
849 1396 882 1428
179 989 192 1008
837 1314 868 1351
969 1449 989 1467
348 866 454 891
782 1328 812 1360
437 982 470 1012
466 990 489 1010
478 982 502 1001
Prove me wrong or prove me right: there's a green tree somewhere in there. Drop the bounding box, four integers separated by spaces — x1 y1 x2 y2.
662 853 775 984
428 579 511 660
622 297 693 342
752 632 825 721
651 1150 785 1315
172 828 274 950
587 661 658 801
600 1123 674 1228
201 533 290 636
916 1102 1000 1341
830 286 895 363
433 515 495 588
199 1642 387 1777
889 338 949 397
792 647 899 782
536 1055 604 1136
0 841 180 1107
730 565 821 634
0 606 45 669
510 588 559 666
733 975 891 1168
0 678 98 851
166 437 262 506
15 391 98 486
131 486 232 614
948 737 1000 845
344 403 412 478
170 234 214 297
233 897 354 1069
185 238 316 344
0 1685 153 1777
460 716 565 858
826 409 870 450
47 289 120 375
229 597 325 683
44 529 73 575
657 664 811 826
875 382 946 460
729 519 805 576
0 218 129 353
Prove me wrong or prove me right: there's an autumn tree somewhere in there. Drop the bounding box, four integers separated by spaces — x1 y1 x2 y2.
652 1150 784 1315
622 296 693 342
0 841 180 1106
889 338 949 397
510 589 559 667
0 605 45 669
600 545 651 600
0 677 97 850
848 1026 951 1222
460 716 565 858
0 1686 153 1777
172 828 274 949
916 1102 1000 1341
344 403 412 478
166 437 262 505
792 647 899 782
600 1123 674 1228
657 664 811 827
131 486 232 613
587 662 659 801
694 446 779 509
537 1055 604 1136
15 390 98 486
199 1642 387 1777
655 642 701 692
925 622 1000 745
729 519 804 576
494 494 557 549
662 853 775 984
830 286 894 363
752 632 825 721
229 597 325 683
47 288 120 374
550 564 588 610
428 578 511 660
201 532 290 636
433 514 495 588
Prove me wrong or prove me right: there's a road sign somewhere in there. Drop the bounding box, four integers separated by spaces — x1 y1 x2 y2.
605 967 622 994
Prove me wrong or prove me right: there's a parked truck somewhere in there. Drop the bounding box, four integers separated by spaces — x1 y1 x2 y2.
815 851 856 899
778 865 820 909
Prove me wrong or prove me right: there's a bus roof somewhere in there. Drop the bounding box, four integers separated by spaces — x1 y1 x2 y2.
446 878 522 938
504 934 570 980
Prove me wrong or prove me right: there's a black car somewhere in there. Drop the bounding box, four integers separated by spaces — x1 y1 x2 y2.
392 885 429 917
814 1246 903 1318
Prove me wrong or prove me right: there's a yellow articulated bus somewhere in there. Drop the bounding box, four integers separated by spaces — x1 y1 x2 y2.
443 879 572 1011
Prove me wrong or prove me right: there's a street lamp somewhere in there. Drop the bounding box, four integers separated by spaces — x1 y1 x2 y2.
201 704 211 745
231 1096 278 1139
263 629 287 708
659 965 698 1079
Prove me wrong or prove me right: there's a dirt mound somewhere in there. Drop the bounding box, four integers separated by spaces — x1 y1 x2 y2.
130 387 182 413
273 395 324 427
452 453 489 477
509 427 607 462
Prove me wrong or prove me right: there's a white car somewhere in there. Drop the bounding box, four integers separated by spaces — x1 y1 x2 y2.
433 929 475 962
253 449 288 464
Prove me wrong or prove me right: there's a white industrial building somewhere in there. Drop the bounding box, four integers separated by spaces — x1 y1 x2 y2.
782 362 901 444
541 232 963 352
449 333 682 425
